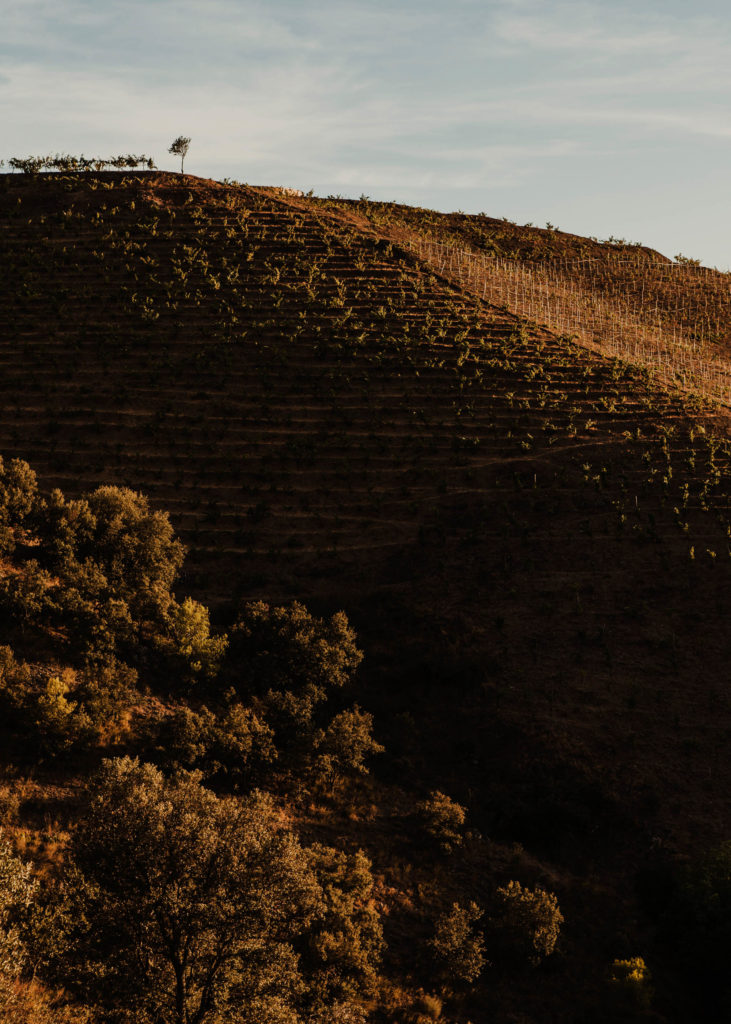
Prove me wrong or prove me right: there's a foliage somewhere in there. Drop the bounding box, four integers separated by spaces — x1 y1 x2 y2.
158 700 277 782
0 457 38 554
0 974 91 1024
231 601 362 725
38 485 184 619
305 844 384 1003
0 562 55 631
490 881 563 965
52 557 135 664
7 154 155 173
428 902 485 986
33 673 94 755
73 658 138 739
33 485 186 663
81 486 184 617
0 647 32 734
56 757 321 1024
0 833 36 977
0 650 134 757
416 791 466 854
160 597 228 686
310 707 383 789
36 491 95 571
609 957 653 1009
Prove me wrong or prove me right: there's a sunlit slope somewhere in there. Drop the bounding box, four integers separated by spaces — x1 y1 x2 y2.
2 172 731 853
321 196 731 399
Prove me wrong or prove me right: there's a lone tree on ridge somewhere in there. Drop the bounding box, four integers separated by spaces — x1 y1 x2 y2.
168 135 191 173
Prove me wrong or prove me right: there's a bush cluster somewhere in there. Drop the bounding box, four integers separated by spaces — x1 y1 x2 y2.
6 154 156 174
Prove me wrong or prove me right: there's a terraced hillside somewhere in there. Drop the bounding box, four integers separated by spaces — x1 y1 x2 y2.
3 170 731 1021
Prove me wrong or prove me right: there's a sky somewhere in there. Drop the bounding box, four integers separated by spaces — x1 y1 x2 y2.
2 0 731 268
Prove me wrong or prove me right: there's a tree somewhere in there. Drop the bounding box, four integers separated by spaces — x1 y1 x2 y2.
169 136 191 174
161 597 228 686
0 457 38 554
490 881 563 965
311 707 383 790
60 757 320 1024
428 902 485 986
305 844 384 1004
82 486 184 618
231 601 362 725
416 791 466 855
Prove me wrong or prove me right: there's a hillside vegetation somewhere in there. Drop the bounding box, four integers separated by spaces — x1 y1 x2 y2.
1 170 731 1022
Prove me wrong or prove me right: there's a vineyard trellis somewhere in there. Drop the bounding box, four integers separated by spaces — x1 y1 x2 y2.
408 237 731 406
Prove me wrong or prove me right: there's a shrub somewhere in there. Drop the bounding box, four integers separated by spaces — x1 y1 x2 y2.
82 486 184 617
490 880 563 965
53 558 135 663
74 659 138 741
161 597 228 686
0 457 38 553
33 674 93 755
305 844 384 1003
0 832 36 977
428 901 485 986
311 706 384 789
416 791 466 854
610 956 653 1009
158 701 276 781
35 491 95 571
0 562 56 630
0 974 91 1024
231 601 362 707
409 992 443 1021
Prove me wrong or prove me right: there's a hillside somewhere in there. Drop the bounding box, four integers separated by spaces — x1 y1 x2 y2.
2 170 731 1022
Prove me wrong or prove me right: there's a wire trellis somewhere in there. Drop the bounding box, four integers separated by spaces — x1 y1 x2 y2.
407 238 731 406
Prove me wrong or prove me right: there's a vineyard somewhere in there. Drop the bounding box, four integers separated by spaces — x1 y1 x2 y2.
3 170 731 1022
408 239 731 404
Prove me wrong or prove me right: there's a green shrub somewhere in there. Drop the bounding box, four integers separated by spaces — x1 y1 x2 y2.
0 562 55 630
39 486 184 624
416 791 466 854
311 706 384 789
0 832 36 977
490 880 563 965
610 956 653 1010
0 457 38 554
160 597 228 686
33 674 94 755
231 601 363 714
428 901 485 986
158 701 276 782
305 843 384 1002
73 658 138 740
36 491 95 571
83 486 184 616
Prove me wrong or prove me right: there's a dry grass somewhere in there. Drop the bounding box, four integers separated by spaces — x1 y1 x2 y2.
0 975 90 1024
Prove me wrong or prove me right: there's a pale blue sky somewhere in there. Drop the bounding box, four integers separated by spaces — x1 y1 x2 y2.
2 0 731 267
